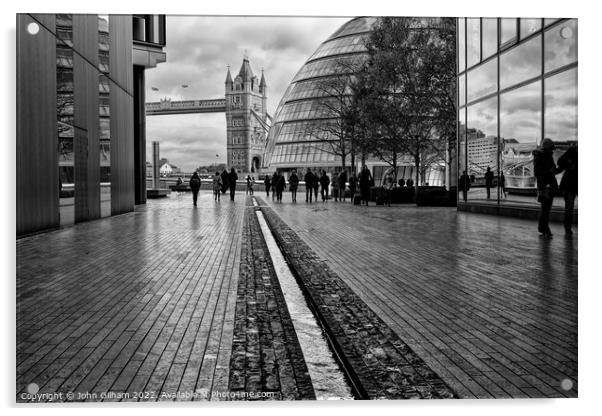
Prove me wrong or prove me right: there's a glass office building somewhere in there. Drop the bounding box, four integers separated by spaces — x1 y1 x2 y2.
458 18 577 209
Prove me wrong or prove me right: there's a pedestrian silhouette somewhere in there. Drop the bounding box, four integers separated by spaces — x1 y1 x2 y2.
533 138 558 238
212 171 222 201
304 168 314 203
228 168 238 201
556 144 578 237
289 170 299 203
189 171 201 206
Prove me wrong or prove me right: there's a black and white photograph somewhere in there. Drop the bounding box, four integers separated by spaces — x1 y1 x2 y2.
6 1 596 412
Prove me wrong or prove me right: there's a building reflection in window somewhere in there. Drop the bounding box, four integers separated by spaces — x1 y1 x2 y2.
99 15 111 217
57 14 75 226
466 97 497 200
500 81 541 203
500 34 541 90
544 19 577 73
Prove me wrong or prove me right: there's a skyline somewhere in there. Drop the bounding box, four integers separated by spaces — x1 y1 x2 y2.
145 15 350 171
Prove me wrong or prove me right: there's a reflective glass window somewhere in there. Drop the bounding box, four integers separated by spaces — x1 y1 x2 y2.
467 58 497 103
520 18 542 39
545 68 577 142
466 18 480 67
458 18 465 73
466 97 497 200
500 34 541 90
500 81 541 204
500 18 517 48
544 18 560 27
482 18 497 59
459 74 465 107
544 19 577 73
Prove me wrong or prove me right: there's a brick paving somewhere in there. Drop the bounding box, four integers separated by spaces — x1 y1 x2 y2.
16 192 245 402
228 200 315 400
257 198 456 399
257 196 578 398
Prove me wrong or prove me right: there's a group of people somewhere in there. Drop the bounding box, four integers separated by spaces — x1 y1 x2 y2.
264 170 296 203
188 168 240 205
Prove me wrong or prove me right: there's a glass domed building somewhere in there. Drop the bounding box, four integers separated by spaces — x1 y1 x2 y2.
263 17 377 171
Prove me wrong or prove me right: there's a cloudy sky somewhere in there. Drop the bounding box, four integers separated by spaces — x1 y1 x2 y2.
145 15 350 171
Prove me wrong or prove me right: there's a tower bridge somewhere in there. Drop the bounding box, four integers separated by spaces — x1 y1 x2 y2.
145 56 271 174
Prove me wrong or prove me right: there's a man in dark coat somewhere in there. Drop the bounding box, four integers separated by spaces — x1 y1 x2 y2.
275 172 286 203
220 169 229 194
533 138 558 238
338 169 348 202
358 165 373 206
556 145 578 236
319 171 330 201
459 170 471 202
289 170 299 203
189 171 201 206
264 174 271 197
228 168 238 201
484 166 494 199
304 169 314 203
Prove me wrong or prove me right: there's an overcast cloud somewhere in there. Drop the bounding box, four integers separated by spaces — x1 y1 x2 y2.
146 15 350 171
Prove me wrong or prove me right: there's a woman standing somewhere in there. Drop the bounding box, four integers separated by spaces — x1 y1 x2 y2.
212 171 222 201
358 165 373 206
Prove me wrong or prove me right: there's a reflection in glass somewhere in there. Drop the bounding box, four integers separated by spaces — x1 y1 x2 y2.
99 15 111 217
500 34 541 90
545 68 577 142
467 58 497 103
482 18 497 59
459 74 465 107
500 81 541 202
466 97 497 200
466 18 480 67
544 18 560 27
458 107 466 182
500 18 517 48
544 19 577 73
520 18 542 39
57 14 74 226
458 18 465 73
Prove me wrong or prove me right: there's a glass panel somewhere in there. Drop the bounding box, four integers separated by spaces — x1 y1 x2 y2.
482 18 497 59
466 58 497 103
458 107 467 202
500 18 517 48
544 18 560 27
466 97 497 201
57 14 74 226
520 18 542 39
99 14 111 217
459 74 465 107
544 19 577 73
500 34 542 90
458 18 465 73
466 18 480 68
500 81 541 205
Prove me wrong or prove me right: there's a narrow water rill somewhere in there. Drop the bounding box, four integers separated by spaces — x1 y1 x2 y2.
254 209 354 400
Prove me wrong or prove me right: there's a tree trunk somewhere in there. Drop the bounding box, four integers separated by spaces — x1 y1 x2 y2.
392 151 398 183
414 155 420 204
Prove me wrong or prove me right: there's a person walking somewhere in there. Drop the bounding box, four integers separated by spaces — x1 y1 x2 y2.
349 172 358 203
459 170 471 202
533 138 558 238
358 165 373 206
275 172 286 203
304 168 314 203
246 175 254 195
319 170 330 202
332 169 340 202
383 170 395 207
189 171 201 206
289 169 299 203
264 174 271 197
338 169 348 202
212 171 222 201
228 168 238 201
556 144 578 237
484 166 494 199
220 169 229 194
271 171 278 200
499 171 507 199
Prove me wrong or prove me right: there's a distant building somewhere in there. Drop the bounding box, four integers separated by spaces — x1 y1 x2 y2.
159 162 180 177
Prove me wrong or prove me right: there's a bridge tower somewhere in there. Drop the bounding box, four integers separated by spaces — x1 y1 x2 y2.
225 55 268 174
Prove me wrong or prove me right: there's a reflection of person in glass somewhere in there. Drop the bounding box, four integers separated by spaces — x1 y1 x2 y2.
459 170 471 202
499 172 507 199
484 166 494 199
533 138 558 238
556 144 578 237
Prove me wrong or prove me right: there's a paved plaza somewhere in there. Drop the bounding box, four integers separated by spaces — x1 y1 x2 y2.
16 190 577 401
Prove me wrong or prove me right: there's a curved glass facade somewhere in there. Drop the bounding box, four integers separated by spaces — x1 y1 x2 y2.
458 18 577 208
264 17 377 169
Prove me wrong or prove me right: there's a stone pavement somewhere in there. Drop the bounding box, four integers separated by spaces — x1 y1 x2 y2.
258 195 578 398
17 192 245 402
